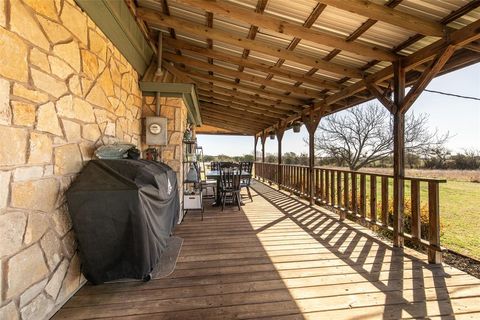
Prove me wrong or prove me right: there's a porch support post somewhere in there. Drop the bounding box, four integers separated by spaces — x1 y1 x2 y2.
366 46 454 259
392 61 405 248
254 134 258 177
302 109 322 205
276 122 286 189
261 131 267 182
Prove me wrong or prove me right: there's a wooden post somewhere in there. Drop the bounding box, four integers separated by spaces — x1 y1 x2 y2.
253 135 258 177
276 123 286 189
428 181 442 263
392 60 405 248
302 109 322 205
261 131 267 182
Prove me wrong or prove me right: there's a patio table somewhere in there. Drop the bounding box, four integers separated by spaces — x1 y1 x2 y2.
206 170 252 206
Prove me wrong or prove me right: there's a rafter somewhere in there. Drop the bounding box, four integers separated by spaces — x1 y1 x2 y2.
137 8 364 78
198 95 295 116
187 69 309 105
163 37 343 90
315 0 445 37
200 107 273 127
199 100 283 120
174 0 397 61
164 53 324 99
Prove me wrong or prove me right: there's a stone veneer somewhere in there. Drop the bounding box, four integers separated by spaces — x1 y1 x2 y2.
0 1 187 319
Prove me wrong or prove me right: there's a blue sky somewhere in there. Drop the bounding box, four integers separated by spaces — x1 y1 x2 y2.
197 63 480 156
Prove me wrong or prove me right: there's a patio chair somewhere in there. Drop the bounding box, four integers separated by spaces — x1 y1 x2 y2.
240 161 253 202
210 161 220 171
219 167 242 211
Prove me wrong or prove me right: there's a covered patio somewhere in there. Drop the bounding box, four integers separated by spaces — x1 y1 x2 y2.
1 0 480 319
55 182 480 319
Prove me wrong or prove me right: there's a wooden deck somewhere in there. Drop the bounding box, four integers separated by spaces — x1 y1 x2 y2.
54 180 480 319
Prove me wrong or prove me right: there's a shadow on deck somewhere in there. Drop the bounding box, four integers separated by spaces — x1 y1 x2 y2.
54 180 480 319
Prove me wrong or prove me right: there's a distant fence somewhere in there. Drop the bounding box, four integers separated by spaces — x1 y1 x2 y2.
254 162 446 263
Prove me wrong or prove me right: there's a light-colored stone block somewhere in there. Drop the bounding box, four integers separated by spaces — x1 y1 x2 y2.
19 278 47 307
105 122 116 136
54 144 83 175
41 230 63 270
0 28 29 82
0 211 27 257
11 178 58 212
53 40 81 72
73 98 95 122
61 3 88 45
6 244 49 299
52 206 72 237
0 77 11 125
36 102 63 136
20 293 54 320
37 15 71 45
81 49 99 80
68 75 82 96
23 0 58 21
28 132 53 164
57 253 80 303
0 0 5 28
44 165 54 176
46 259 68 300
0 302 19 320
12 101 36 127
62 230 76 259
89 30 107 61
82 123 101 142
12 83 49 104
13 166 44 181
49 55 74 79
30 47 50 73
86 84 110 110
0 171 10 210
0 126 28 166
31 68 68 98
24 212 50 245
10 0 50 51
62 119 81 142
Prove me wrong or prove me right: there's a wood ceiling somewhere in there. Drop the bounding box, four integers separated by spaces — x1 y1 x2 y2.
128 0 480 135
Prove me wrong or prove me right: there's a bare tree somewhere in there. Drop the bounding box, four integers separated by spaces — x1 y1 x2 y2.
313 103 449 171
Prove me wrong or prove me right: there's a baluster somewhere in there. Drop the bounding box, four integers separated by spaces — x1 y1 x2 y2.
360 174 366 218
411 180 420 241
343 171 349 213
370 175 377 224
351 172 357 213
325 170 330 204
319 169 324 202
381 177 389 227
330 170 335 206
337 171 341 208
428 181 441 264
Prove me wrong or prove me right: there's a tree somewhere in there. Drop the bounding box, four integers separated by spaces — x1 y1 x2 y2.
313 103 449 171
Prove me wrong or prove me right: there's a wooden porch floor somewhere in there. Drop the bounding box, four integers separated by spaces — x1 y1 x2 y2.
54 180 480 319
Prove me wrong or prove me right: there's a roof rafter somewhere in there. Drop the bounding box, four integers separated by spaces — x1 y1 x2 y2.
174 0 397 61
137 7 365 78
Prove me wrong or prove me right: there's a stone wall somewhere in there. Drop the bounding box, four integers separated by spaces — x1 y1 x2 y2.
0 0 143 319
143 96 188 188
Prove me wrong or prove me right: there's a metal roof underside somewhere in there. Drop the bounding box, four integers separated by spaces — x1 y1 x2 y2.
129 0 480 135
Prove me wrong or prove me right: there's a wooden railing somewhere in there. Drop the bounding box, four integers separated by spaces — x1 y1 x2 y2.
254 162 446 263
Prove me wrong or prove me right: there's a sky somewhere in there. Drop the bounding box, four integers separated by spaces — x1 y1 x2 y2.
197 63 480 156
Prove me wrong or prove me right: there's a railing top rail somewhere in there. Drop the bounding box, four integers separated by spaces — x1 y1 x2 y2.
254 162 446 183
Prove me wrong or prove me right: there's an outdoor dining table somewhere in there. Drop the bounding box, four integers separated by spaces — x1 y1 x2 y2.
206 170 252 206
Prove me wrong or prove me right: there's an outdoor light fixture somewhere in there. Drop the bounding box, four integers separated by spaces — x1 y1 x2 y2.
292 121 302 133
269 131 275 140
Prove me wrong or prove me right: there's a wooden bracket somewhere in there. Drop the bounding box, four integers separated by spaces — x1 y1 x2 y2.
156 32 163 77
401 44 456 113
366 82 394 113
161 60 196 84
275 121 287 142
301 108 322 135
260 131 268 146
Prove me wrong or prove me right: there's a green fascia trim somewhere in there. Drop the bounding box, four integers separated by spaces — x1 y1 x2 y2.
139 82 202 126
75 0 153 75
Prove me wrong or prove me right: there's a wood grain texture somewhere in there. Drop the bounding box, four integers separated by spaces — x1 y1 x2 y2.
54 181 480 320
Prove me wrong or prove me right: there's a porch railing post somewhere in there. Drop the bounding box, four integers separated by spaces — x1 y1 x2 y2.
302 109 322 205
276 123 286 189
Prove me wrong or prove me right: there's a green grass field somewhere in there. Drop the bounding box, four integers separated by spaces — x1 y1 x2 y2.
438 180 480 260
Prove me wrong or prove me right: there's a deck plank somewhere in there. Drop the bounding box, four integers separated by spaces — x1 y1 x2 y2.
53 181 480 320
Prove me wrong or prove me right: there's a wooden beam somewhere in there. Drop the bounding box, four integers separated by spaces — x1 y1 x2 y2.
315 0 445 37
302 109 322 205
401 45 456 112
198 94 291 117
163 37 343 90
200 103 276 125
160 60 195 83
201 114 261 133
188 70 308 105
201 119 258 135
197 83 303 110
173 0 397 62
392 60 405 248
137 8 364 78
199 92 300 113
156 32 163 76
365 82 394 113
164 52 325 98
200 108 272 127
198 95 284 119
276 122 286 189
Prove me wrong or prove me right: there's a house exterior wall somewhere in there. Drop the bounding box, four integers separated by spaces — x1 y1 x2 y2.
0 1 187 319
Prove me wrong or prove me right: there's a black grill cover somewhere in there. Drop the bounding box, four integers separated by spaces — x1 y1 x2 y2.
66 159 179 284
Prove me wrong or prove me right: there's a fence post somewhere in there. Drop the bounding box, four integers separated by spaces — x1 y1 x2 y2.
428 181 442 264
